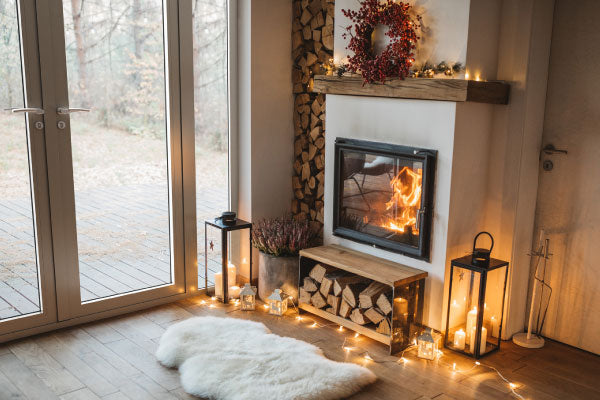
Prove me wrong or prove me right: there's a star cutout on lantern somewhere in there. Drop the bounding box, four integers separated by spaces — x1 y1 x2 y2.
458 271 465 281
209 240 214 251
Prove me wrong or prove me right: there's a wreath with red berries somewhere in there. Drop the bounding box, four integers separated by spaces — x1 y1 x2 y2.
342 0 420 84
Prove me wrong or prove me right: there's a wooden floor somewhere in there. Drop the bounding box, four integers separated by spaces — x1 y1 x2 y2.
0 294 597 400
0 184 226 320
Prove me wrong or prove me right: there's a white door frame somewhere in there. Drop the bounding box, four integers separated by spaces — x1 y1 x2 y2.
0 0 59 336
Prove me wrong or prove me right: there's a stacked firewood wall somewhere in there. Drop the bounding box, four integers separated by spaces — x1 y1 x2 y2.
291 0 334 232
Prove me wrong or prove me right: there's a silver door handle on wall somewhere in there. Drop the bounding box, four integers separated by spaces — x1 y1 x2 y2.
4 107 45 115
57 107 91 115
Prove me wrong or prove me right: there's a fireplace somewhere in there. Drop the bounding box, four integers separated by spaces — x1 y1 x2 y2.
333 138 436 261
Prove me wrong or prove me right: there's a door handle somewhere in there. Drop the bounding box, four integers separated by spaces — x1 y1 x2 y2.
57 107 91 115
4 107 45 115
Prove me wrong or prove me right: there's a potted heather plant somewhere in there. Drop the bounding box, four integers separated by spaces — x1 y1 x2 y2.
251 216 317 302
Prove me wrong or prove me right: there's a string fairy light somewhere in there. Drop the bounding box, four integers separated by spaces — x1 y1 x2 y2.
196 294 524 399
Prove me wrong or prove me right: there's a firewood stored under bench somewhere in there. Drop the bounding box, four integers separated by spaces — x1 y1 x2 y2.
298 244 428 354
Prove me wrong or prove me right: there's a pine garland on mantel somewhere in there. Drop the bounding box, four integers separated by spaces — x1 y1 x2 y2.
291 0 334 234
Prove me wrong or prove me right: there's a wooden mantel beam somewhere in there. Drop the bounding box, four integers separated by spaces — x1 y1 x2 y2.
312 75 510 105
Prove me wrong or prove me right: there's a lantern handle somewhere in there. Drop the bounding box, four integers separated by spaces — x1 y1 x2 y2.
473 231 494 253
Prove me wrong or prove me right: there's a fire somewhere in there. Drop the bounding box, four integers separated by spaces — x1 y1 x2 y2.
383 167 422 234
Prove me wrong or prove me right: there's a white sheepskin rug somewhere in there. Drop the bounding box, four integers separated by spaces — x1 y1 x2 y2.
156 316 376 400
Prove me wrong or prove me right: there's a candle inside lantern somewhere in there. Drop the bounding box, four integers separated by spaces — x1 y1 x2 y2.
466 307 478 342
227 263 237 287
454 329 466 350
229 285 241 299
394 297 408 314
491 316 499 338
470 326 487 354
214 272 223 298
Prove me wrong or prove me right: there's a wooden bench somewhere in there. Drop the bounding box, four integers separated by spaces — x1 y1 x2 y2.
298 244 428 354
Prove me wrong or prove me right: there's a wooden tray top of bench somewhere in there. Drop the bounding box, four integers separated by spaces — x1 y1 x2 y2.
299 245 427 288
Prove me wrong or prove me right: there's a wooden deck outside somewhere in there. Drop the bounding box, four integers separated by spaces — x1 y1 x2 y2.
0 184 227 320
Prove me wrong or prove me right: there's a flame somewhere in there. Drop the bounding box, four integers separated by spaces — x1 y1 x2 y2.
382 167 422 234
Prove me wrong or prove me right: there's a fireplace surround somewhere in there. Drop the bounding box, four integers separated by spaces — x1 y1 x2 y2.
333 138 437 261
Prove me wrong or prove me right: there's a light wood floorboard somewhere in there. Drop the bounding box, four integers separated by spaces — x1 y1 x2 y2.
0 294 597 399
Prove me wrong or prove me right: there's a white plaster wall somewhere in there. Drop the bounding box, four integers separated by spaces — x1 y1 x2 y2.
324 96 456 331
235 0 293 280
323 0 552 335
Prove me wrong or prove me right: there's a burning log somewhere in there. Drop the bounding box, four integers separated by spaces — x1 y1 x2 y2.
364 307 386 324
302 276 318 293
349 308 368 325
376 292 393 315
359 282 389 309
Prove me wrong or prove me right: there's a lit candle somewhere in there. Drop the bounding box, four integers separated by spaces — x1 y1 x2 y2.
229 285 241 299
466 307 478 343
394 297 408 314
214 272 223 298
470 326 487 354
491 316 500 338
453 329 466 350
227 263 237 287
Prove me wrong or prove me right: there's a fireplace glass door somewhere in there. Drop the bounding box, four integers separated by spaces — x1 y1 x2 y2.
333 139 436 260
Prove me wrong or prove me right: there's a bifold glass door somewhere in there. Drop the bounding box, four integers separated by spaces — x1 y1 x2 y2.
0 0 57 333
48 0 185 319
0 0 189 332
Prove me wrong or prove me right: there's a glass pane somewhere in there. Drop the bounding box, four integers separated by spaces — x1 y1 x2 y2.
193 0 229 288
339 150 423 247
0 1 42 319
62 0 172 302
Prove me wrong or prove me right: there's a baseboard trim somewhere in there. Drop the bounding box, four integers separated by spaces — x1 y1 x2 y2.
0 289 205 344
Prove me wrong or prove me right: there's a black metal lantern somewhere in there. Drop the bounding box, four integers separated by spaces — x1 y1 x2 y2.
444 232 509 358
204 213 252 304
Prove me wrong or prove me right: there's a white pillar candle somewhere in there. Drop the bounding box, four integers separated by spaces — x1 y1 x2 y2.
229 285 241 299
453 329 466 350
227 263 237 287
470 326 487 354
491 316 500 338
466 307 478 343
214 272 223 298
